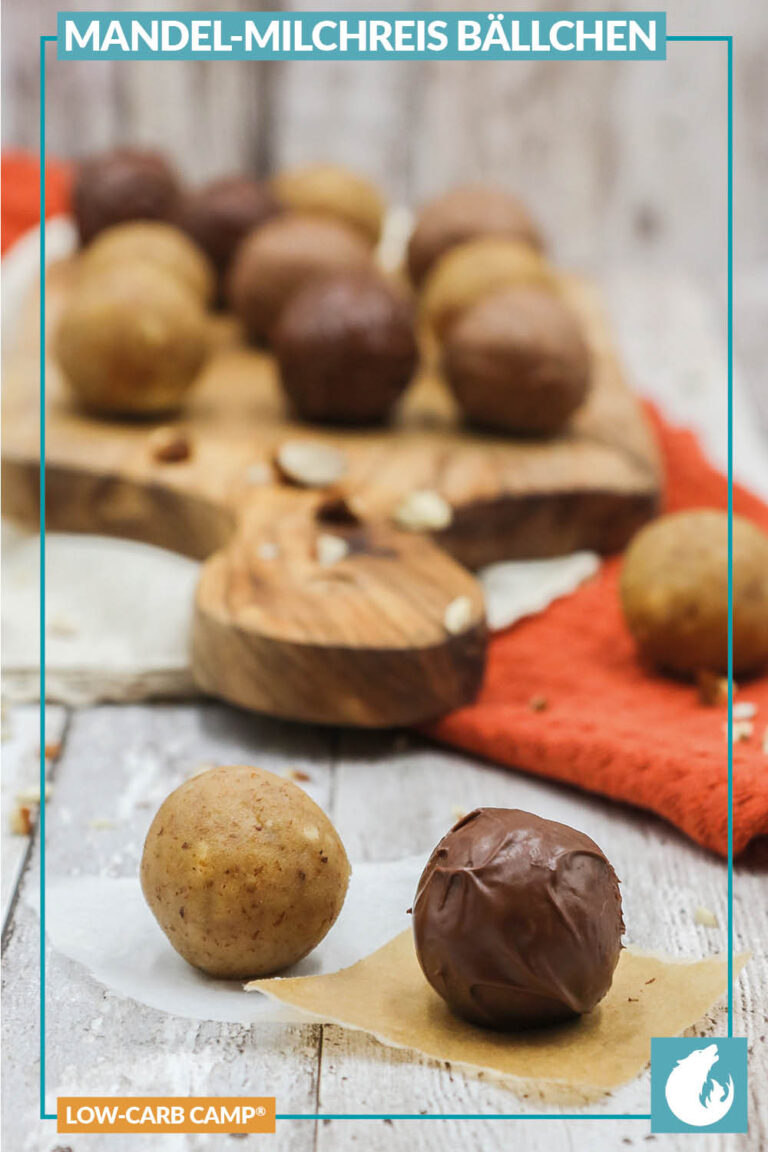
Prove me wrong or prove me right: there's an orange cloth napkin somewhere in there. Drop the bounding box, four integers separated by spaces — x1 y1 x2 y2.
2 151 71 254
427 408 768 857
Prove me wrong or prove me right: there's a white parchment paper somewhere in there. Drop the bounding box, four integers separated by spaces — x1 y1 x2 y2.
32 856 426 1024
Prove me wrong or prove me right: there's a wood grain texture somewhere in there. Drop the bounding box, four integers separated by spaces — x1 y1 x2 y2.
0 705 66 935
2 702 766 1152
2 259 660 726
192 489 486 726
1 261 661 567
5 3 760 309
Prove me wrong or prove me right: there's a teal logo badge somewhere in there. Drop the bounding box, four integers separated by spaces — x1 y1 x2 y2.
651 1038 748 1133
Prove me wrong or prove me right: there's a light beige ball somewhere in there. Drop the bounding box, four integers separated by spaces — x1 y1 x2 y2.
420 237 557 340
140 765 351 978
407 184 544 286
77 220 216 306
273 163 385 246
55 262 209 416
620 510 768 677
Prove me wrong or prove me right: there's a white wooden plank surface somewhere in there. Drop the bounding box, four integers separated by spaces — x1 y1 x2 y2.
4 0 766 302
2 704 766 1151
2 703 333 1152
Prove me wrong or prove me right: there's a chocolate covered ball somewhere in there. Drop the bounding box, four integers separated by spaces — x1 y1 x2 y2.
273 163 385 246
55 263 209 416
421 238 556 341
413 809 623 1030
177 176 282 276
78 221 216 306
621 510 768 678
443 286 591 435
226 214 371 343
73 148 181 246
274 270 418 424
408 184 544 287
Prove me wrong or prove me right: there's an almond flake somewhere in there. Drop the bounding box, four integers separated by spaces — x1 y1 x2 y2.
728 719 753 743
15 785 52 805
275 440 346 488
733 701 757 721
393 489 452 532
443 595 474 635
316 533 350 567
694 905 719 928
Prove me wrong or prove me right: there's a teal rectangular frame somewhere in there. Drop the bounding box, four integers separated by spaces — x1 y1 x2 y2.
36 29 735 1127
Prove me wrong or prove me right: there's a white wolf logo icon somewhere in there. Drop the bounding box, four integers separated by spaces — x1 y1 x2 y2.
664 1043 735 1127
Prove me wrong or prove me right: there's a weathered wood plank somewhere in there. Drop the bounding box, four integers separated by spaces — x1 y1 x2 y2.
4 0 765 304
316 729 767 1150
1 703 336 1152
1 703 67 934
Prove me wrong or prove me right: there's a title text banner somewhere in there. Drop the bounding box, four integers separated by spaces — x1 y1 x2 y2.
58 11 666 61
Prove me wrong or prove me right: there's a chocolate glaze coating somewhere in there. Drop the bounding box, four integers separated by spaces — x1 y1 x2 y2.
177 176 282 276
408 184 544 287
413 808 623 1030
73 148 181 246
444 286 591 435
226 214 371 344
274 270 418 424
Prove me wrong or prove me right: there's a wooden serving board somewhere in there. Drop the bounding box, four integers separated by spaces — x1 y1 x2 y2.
2 260 661 727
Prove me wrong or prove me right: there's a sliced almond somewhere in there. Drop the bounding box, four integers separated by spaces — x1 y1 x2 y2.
149 426 191 464
11 805 33 836
694 905 719 928
275 440 346 488
728 719 753 743
15 784 52 805
443 595 474 635
394 489 452 532
316 533 350 567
